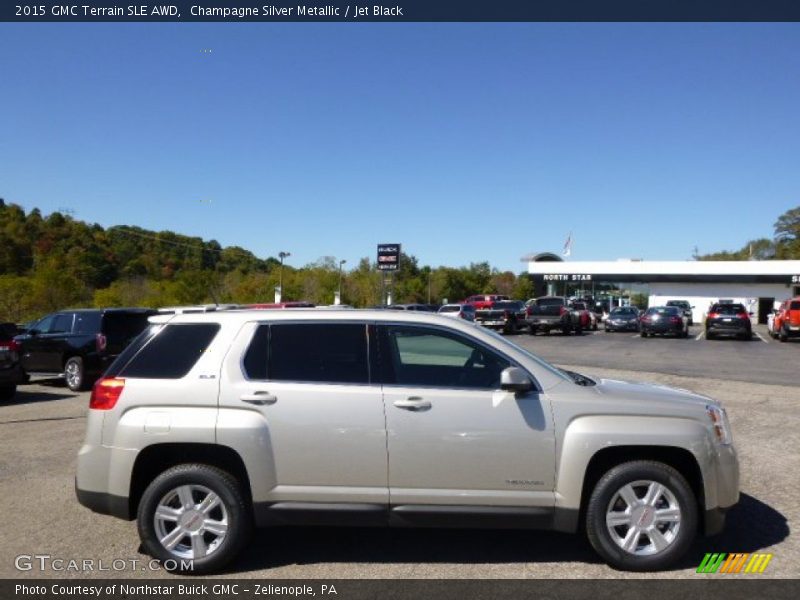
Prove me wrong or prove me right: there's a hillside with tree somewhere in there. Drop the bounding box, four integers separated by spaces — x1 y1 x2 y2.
697 206 800 261
0 199 533 321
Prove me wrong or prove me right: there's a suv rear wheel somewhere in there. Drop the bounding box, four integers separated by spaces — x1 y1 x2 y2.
586 461 697 571
64 356 88 392
137 464 252 573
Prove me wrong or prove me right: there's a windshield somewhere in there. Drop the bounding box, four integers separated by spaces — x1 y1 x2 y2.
611 307 637 316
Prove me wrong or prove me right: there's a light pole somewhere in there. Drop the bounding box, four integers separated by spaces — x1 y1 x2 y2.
337 259 347 305
277 251 290 302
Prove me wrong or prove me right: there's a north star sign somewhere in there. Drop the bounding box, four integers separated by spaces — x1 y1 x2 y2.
543 274 593 281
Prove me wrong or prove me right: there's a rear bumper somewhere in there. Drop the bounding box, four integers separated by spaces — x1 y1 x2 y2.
0 362 25 385
75 484 131 520
606 321 638 331
641 324 683 334
707 323 750 336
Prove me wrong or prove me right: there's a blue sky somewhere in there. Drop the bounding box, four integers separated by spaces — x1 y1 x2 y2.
1 23 799 272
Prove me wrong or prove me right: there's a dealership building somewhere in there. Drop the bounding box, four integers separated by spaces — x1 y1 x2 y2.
523 253 800 324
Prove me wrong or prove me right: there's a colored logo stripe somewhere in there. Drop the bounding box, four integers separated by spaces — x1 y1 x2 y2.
697 553 773 574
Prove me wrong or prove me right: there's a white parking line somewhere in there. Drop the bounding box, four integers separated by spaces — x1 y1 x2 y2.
754 332 769 344
631 333 641 338
695 330 705 341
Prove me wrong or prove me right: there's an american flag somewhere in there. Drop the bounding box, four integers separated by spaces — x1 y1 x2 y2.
563 232 573 257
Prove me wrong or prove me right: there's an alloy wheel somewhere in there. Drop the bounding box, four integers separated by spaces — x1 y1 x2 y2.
153 484 229 560
605 480 682 556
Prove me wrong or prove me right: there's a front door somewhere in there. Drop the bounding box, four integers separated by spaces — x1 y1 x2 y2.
377 324 555 520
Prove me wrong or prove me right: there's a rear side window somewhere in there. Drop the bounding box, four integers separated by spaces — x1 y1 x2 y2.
103 312 153 341
268 323 368 384
537 298 563 307
791 301 800 310
74 312 102 334
713 304 745 315
439 305 460 313
115 323 220 379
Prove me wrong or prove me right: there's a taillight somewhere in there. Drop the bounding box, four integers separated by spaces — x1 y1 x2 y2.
707 313 719 320
670 316 681 323
559 306 568 316
7 339 20 352
95 333 107 352
504 310 511 318
89 378 125 410
737 312 749 320
526 307 533 316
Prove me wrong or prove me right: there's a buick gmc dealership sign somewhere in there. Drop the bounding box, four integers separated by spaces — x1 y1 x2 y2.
377 243 401 271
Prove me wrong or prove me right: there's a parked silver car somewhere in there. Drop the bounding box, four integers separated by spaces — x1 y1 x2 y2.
76 309 739 573
438 303 476 321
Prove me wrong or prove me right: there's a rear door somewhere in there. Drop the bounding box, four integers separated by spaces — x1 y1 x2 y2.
218 321 389 508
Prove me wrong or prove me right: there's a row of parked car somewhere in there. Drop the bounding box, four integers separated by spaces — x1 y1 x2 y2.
435 294 800 343
2 295 797 402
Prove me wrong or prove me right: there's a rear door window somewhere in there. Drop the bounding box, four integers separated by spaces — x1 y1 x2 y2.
114 323 220 379
49 313 74 333
268 323 369 384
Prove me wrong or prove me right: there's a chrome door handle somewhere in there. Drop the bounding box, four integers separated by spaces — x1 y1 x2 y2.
240 391 277 405
393 397 431 411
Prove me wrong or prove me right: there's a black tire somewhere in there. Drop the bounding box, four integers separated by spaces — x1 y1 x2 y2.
64 356 89 392
779 326 788 343
585 461 698 571
706 329 715 340
529 325 537 336
0 385 16 402
640 331 648 338
137 464 252 574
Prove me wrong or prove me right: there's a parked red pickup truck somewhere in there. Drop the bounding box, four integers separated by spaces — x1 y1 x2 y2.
772 297 800 342
463 294 510 310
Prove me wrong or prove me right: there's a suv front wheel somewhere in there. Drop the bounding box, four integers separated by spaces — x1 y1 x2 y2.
585 461 697 571
137 464 252 573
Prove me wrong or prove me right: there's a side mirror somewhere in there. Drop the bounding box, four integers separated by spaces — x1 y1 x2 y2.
28 328 39 336
500 367 533 394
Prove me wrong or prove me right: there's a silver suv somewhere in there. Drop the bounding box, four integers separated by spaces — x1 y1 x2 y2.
76 309 739 572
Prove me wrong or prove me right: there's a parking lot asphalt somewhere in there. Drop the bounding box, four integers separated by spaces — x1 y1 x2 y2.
512 324 800 387
0 330 797 579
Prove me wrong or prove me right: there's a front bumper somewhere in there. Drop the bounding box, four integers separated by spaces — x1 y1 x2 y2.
704 443 740 535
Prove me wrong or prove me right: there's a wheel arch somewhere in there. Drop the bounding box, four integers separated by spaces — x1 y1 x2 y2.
576 446 704 534
128 443 252 520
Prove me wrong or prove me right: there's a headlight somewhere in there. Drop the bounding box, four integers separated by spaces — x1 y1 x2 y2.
706 405 733 445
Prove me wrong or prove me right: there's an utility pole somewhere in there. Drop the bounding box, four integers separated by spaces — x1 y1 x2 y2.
337 259 347 305
277 251 290 302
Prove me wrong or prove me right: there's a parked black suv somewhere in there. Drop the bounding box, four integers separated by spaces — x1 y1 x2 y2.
15 308 156 391
0 322 25 401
